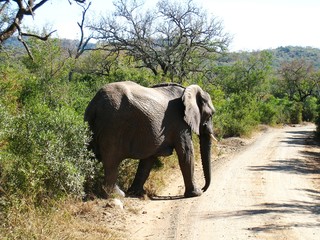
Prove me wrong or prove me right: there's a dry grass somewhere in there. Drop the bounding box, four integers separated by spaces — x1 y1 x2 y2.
0 198 120 240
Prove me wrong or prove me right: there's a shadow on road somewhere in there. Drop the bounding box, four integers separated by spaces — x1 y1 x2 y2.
247 222 320 233
203 188 320 220
249 128 320 175
202 189 320 232
249 158 320 175
282 129 319 147
149 195 185 201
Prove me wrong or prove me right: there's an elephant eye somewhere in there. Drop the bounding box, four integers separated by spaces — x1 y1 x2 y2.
204 115 212 124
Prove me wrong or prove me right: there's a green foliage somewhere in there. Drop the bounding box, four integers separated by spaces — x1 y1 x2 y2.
257 96 303 125
0 39 99 206
2 104 94 202
302 96 318 122
0 51 27 112
214 51 272 97
210 51 272 137
271 46 320 69
258 96 280 125
214 93 260 137
289 102 303 124
259 96 307 125
21 38 72 81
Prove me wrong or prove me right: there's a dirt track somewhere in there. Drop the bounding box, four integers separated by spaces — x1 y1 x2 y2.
123 124 320 239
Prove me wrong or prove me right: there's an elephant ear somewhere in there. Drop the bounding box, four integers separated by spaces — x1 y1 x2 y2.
182 85 201 135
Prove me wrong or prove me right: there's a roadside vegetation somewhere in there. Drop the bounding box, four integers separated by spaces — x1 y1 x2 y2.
1 0 319 239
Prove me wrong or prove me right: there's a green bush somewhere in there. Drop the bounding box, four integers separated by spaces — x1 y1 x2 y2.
302 96 318 122
1 104 94 202
289 102 303 124
258 96 304 125
214 93 260 137
258 96 279 125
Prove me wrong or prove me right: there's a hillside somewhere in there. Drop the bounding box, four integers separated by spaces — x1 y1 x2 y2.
270 46 320 69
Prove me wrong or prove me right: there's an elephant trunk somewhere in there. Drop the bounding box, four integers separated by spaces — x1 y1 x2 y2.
200 133 213 192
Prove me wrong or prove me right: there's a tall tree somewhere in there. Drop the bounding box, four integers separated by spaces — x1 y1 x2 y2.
278 59 320 102
211 51 272 97
91 0 230 82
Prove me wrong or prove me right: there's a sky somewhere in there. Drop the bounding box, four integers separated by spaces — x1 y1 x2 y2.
22 0 320 51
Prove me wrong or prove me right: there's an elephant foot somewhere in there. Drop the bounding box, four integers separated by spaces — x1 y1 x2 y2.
127 186 146 197
103 185 125 198
184 188 202 198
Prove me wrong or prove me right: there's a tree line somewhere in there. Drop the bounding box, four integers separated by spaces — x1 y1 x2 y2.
0 1 319 237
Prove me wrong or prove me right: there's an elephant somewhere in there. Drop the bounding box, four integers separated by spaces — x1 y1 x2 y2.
84 81 216 198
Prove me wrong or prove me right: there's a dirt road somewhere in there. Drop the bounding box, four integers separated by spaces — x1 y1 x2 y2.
124 124 320 239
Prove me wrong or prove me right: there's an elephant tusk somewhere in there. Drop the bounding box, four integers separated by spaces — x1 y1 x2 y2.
210 134 218 142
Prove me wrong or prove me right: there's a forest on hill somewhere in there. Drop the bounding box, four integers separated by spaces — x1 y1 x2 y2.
1 0 319 238
270 46 320 69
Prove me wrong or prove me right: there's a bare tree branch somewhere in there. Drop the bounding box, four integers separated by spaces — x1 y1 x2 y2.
21 29 57 40
75 1 92 59
0 0 88 45
14 19 34 59
90 0 230 82
0 1 9 14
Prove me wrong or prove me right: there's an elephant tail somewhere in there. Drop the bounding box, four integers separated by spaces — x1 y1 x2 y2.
84 101 101 161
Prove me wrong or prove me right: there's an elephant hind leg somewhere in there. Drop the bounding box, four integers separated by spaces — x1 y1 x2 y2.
127 157 157 197
102 158 125 198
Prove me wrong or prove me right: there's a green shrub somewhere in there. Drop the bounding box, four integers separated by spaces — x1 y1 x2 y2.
302 96 318 122
214 93 260 137
258 96 304 125
258 96 279 125
273 98 292 124
2 104 94 202
289 102 303 124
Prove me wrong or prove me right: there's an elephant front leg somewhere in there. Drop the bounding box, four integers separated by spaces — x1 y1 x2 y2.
127 157 157 197
175 141 202 198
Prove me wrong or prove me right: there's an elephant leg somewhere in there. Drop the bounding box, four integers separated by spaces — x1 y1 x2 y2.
175 140 202 198
127 157 157 196
102 158 125 198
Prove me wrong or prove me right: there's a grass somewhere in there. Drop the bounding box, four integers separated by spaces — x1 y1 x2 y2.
0 198 120 240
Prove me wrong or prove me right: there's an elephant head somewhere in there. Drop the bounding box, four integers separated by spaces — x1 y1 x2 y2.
183 85 215 192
